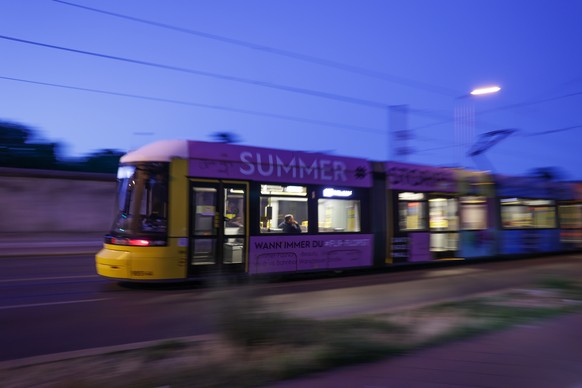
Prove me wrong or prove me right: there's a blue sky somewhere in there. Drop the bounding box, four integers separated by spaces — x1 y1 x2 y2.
1 0 581 179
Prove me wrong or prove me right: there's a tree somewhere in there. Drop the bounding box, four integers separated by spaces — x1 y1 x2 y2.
0 119 123 173
0 121 31 145
528 166 567 181
0 121 59 168
83 149 125 173
211 131 241 144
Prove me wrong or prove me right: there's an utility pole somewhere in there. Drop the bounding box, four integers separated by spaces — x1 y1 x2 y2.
388 105 412 161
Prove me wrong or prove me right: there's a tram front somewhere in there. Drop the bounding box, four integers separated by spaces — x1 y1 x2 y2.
96 162 181 281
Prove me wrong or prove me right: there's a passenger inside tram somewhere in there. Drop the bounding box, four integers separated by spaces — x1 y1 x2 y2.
278 214 302 233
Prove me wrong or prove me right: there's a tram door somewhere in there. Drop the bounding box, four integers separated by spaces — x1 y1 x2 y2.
188 180 247 276
429 195 459 259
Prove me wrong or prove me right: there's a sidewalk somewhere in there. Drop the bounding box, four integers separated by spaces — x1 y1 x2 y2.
270 312 582 388
0 233 104 257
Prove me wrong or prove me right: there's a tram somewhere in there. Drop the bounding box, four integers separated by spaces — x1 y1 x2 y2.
95 140 582 282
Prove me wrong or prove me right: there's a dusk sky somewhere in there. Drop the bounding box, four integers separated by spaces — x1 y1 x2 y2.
2 0 581 179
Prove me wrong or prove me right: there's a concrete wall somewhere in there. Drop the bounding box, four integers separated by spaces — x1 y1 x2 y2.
0 168 116 234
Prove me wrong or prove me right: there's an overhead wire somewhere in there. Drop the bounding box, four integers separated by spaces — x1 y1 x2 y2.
415 124 582 157
480 91 582 116
0 32 457 137
524 125 582 137
0 34 389 109
3 8 581 156
3 31 580 153
1 72 578 168
52 0 459 97
10 2 581 132
412 90 582 133
0 75 385 134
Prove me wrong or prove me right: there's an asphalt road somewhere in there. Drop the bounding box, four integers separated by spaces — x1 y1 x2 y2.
1 253 582 362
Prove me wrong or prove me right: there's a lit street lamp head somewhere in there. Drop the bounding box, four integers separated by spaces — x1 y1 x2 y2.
470 86 501 96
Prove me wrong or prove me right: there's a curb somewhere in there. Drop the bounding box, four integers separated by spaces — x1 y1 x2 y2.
0 243 102 258
0 334 216 370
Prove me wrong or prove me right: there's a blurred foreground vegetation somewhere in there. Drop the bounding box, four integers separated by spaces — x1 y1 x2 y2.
2 277 582 388
0 121 123 174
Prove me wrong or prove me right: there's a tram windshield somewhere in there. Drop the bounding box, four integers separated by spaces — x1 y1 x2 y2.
110 163 169 238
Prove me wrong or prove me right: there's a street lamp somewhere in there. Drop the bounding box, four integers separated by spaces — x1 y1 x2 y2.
454 85 501 167
470 86 501 96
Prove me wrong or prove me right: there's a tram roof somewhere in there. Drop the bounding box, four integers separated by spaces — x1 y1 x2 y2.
121 139 373 164
121 139 374 186
121 140 189 163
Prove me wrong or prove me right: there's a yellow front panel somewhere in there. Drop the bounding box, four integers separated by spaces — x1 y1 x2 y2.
96 247 131 279
96 239 187 281
169 159 189 238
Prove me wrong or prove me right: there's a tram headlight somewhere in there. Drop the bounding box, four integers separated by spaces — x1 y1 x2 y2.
107 237 167 247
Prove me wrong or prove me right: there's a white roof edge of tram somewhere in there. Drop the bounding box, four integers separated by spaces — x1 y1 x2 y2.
121 140 189 163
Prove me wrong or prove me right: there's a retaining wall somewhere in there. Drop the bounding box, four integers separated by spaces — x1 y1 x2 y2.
0 168 116 234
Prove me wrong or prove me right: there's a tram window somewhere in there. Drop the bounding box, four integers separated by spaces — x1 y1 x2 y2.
559 204 582 228
139 180 168 233
318 199 361 233
460 196 487 230
501 198 556 228
398 201 427 231
532 206 556 228
224 188 245 235
193 188 217 236
112 163 168 236
429 198 458 231
261 185 307 196
431 232 459 252
260 184 308 233
502 204 530 228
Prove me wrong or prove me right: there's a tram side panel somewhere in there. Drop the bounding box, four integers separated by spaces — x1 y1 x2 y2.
185 141 377 276
496 175 562 256
247 208 375 274
247 181 375 275
557 182 582 252
248 234 374 275
385 161 458 263
371 161 388 268
455 169 498 259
